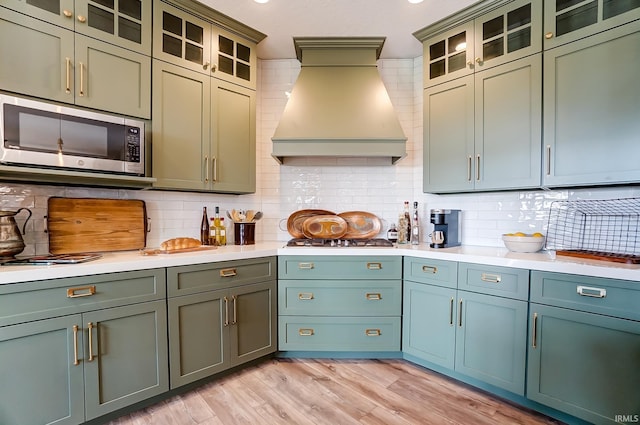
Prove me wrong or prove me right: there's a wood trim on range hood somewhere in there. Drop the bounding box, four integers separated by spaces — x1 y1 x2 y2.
271 37 407 165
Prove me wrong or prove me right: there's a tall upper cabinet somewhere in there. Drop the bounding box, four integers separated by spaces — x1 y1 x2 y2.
542 0 640 187
0 0 152 118
151 0 263 193
416 0 542 193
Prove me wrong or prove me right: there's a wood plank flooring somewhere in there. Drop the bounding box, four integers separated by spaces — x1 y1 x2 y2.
105 358 564 425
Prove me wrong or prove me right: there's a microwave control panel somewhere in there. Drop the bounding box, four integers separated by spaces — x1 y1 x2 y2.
125 126 141 163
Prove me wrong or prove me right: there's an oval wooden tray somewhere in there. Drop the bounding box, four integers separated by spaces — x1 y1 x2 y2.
338 211 382 239
286 209 335 238
301 215 348 239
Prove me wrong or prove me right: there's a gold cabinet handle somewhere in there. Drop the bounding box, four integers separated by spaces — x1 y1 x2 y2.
467 155 472 181
458 299 463 327
72 325 80 365
212 156 218 182
298 262 314 269
480 273 501 283
546 145 551 176
422 265 437 274
298 292 314 300
365 329 381 337
87 322 95 361
545 32 553 39
231 295 237 325
77 15 86 23
476 154 480 181
449 297 454 326
65 57 72 94
220 268 237 277
63 10 73 18
67 285 96 298
298 328 314 336
203 61 210 70
365 293 382 300
211 63 217 72
78 61 85 97
475 57 482 65
532 312 538 348
223 296 229 326
367 262 382 270
204 156 209 183
466 60 474 68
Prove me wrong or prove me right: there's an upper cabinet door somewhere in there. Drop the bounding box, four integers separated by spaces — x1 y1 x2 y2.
2 0 75 29
153 1 212 74
544 0 640 49
210 27 257 89
423 21 475 88
473 0 542 71
74 0 152 55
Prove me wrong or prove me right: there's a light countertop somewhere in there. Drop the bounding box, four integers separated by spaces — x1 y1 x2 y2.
1 242 639 285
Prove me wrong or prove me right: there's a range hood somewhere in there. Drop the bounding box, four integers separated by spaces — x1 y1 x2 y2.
271 37 407 164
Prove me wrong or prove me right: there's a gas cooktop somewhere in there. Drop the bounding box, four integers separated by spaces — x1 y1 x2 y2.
0 253 103 266
286 238 394 247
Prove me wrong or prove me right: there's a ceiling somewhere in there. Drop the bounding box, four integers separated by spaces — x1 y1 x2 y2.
197 0 481 60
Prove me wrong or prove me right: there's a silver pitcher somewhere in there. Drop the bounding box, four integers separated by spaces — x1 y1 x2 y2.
0 208 32 258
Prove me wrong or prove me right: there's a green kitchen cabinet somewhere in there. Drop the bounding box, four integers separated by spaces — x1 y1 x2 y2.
423 53 541 193
418 0 541 88
278 256 402 353
543 0 640 49
0 269 168 425
151 59 256 193
0 6 151 118
527 271 640 425
403 257 528 395
167 258 277 388
2 0 75 29
542 20 640 187
153 0 258 89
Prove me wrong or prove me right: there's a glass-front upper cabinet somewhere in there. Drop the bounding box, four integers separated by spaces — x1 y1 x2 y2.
544 0 640 48
422 0 541 88
2 0 75 29
75 0 151 55
153 1 212 74
211 27 257 89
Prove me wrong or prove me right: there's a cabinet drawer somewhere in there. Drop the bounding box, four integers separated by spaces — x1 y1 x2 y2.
278 256 401 280
278 280 401 316
278 316 401 351
531 271 640 320
403 257 457 288
167 257 276 297
0 269 166 327
458 263 529 300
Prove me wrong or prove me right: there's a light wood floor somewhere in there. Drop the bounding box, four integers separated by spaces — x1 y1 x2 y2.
106 358 564 425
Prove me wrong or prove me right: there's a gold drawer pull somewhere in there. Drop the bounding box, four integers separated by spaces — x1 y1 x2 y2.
422 265 437 274
366 293 382 300
532 312 538 348
87 322 95 361
481 273 501 283
298 292 314 300
367 262 382 270
298 328 314 336
72 325 79 365
577 285 607 298
67 285 96 298
220 268 237 277
298 262 314 269
365 329 381 337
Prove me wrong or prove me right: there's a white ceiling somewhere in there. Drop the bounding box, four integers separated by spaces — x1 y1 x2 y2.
197 0 481 60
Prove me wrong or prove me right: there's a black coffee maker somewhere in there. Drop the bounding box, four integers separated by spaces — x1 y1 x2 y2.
429 209 461 248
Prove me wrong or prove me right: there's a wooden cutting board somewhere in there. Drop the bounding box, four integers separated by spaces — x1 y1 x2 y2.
47 197 147 254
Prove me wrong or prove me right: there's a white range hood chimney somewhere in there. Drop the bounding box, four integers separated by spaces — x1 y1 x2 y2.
271 37 407 164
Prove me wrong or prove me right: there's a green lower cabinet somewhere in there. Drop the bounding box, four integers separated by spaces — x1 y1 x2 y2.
168 281 276 388
527 304 640 425
0 315 85 425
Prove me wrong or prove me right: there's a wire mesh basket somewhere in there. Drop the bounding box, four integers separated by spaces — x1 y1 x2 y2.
545 198 640 263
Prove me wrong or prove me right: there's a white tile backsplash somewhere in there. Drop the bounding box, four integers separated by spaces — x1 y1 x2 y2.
2 57 639 254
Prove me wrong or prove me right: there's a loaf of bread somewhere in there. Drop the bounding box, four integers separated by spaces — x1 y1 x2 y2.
160 237 201 251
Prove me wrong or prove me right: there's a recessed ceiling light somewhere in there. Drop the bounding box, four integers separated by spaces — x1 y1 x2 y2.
254 0 269 3
408 0 424 3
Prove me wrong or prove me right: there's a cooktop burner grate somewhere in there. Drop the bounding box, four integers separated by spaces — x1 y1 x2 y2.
1 253 103 266
286 238 394 247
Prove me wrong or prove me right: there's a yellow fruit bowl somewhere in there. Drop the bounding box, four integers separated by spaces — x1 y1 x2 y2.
502 233 545 253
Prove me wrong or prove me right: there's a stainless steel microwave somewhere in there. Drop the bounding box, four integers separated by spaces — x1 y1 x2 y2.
0 94 145 176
